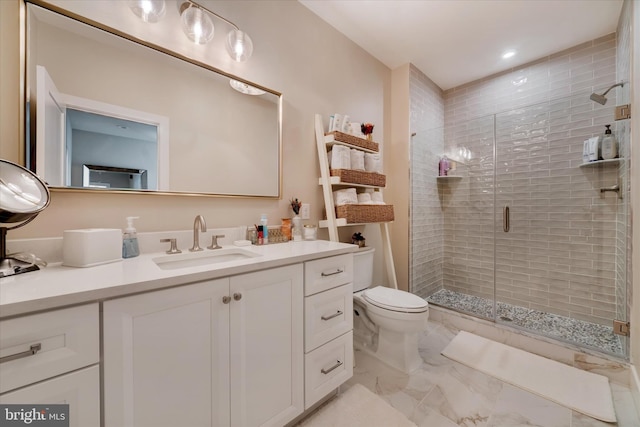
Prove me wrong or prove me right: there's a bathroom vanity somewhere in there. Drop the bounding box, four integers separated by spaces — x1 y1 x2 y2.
0 241 356 427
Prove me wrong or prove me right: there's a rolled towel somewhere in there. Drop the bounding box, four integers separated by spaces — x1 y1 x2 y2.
357 193 373 204
350 149 365 171
365 153 382 173
333 188 358 206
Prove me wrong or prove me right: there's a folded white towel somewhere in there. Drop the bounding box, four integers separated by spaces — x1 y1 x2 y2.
357 193 373 204
329 145 351 170
350 149 365 171
333 188 358 206
365 153 382 173
371 192 385 204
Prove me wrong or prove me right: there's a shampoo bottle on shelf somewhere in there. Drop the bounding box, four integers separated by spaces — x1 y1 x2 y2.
600 124 618 160
122 216 140 258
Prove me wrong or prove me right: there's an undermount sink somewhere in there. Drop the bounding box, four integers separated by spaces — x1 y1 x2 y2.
153 248 261 270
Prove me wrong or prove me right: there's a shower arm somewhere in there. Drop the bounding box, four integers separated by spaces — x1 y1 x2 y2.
600 82 624 97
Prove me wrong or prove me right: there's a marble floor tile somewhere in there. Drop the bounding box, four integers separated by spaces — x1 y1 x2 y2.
345 319 640 427
486 384 571 427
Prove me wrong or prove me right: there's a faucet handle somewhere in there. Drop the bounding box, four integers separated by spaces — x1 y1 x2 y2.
160 238 182 254
207 234 225 250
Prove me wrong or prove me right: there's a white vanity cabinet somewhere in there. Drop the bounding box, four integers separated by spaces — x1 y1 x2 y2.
0 304 100 427
303 254 354 409
103 264 304 427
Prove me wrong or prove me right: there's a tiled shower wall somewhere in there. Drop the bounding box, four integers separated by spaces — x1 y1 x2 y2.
409 65 444 298
410 32 629 327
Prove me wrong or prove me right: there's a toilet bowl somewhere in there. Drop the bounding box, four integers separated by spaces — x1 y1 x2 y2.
352 248 428 373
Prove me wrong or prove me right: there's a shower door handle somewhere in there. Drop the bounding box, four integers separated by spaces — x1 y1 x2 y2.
503 206 510 232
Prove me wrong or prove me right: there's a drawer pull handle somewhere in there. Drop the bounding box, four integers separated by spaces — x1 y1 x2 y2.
321 360 343 375
321 269 344 277
0 343 42 364
321 310 343 321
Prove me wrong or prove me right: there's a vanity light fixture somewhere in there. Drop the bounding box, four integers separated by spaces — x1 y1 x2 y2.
179 1 254 62
128 0 166 23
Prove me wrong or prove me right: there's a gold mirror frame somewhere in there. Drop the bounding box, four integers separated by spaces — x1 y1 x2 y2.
22 0 282 199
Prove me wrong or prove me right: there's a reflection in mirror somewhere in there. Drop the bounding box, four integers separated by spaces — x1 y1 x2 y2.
26 2 282 197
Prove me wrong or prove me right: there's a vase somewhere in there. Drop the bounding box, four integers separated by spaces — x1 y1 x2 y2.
292 215 303 241
366 134 373 141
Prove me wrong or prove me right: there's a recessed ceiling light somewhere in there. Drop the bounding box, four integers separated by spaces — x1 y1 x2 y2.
502 50 516 59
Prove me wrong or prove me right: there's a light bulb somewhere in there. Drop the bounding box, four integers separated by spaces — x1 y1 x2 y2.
128 0 166 23
181 5 214 45
226 29 253 62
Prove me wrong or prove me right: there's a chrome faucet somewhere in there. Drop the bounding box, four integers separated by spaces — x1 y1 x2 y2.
190 215 207 252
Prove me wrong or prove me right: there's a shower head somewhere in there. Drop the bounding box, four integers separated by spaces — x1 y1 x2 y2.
589 82 624 105
589 92 608 105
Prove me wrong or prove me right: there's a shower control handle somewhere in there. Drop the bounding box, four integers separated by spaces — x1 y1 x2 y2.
503 206 510 233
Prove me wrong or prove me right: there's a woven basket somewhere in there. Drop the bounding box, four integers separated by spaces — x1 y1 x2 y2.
336 205 394 223
330 169 386 187
326 131 379 152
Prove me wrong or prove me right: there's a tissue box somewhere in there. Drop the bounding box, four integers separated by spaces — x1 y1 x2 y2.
63 228 122 267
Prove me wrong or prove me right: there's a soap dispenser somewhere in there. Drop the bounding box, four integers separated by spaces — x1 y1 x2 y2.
122 216 140 258
601 124 618 160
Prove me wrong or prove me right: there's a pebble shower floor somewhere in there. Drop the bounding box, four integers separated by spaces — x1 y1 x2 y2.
427 289 623 356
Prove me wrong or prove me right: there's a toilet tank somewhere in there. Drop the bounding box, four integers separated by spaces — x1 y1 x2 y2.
353 247 375 292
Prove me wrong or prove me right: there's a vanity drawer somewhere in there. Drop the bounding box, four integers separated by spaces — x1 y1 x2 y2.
0 365 100 427
305 284 353 352
0 304 99 393
304 254 353 296
304 331 353 409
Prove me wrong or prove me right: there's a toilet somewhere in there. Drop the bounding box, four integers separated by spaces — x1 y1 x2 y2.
352 248 429 373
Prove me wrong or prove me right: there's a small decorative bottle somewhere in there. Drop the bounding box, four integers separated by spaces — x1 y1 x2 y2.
439 156 450 176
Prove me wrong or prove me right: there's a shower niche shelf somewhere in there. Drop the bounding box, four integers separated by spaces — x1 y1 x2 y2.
579 159 622 168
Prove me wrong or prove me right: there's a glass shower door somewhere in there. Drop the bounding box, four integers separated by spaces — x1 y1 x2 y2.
494 93 628 357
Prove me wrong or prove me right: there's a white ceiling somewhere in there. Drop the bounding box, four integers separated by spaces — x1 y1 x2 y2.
299 0 624 90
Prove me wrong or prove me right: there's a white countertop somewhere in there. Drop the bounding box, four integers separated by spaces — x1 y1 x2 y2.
0 240 357 318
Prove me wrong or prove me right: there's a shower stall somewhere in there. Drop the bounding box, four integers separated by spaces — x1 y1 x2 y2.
410 88 631 358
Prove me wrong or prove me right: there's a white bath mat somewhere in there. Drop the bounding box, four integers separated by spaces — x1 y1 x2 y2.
299 383 416 427
441 331 616 423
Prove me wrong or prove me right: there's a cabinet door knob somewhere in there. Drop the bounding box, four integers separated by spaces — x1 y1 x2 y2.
233 293 242 301
222 296 231 304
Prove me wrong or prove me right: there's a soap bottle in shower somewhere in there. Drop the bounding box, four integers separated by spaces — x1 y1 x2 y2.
601 125 618 160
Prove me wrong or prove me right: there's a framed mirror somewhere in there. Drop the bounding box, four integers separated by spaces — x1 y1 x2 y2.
25 1 282 198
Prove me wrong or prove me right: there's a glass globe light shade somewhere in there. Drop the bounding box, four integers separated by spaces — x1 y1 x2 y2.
128 0 166 23
226 29 253 62
181 6 215 45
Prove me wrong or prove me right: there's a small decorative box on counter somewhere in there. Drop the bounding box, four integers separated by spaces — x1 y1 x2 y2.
63 228 122 267
335 205 394 223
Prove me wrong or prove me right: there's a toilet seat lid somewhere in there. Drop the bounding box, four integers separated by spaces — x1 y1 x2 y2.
362 286 428 313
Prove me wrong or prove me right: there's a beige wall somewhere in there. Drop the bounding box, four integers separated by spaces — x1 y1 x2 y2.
388 64 411 291
0 0 22 162
1 0 392 284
